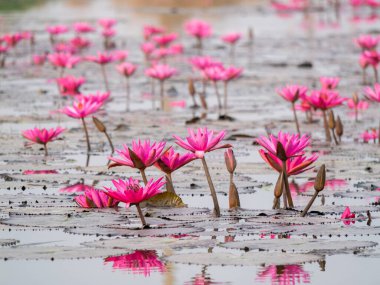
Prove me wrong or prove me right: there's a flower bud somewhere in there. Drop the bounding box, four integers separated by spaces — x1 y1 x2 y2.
314 164 326 192
92 116 106 133
188 78 196 96
274 171 284 198
336 116 343 137
328 110 335 130
224 148 237 174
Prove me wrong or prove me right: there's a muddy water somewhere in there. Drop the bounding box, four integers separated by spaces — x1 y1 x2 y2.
1 0 380 285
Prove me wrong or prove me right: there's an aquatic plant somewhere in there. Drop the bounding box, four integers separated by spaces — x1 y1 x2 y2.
22 127 65 156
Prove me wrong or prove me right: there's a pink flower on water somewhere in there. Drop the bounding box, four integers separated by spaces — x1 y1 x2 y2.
256 264 310 285
116 62 137 77
141 42 155 57
154 148 197 174
203 66 225 82
32 54 46 66
48 52 81 69
143 25 165 40
80 92 110 104
112 50 128 62
320 77 340 90
104 177 165 207
185 19 212 39
168 44 184 55
56 75 85 96
221 32 242 45
102 28 116 38
145 64 177 81
60 97 103 119
59 183 93 193
73 22 95 34
361 129 379 142
173 128 231 159
276 85 308 103
22 127 65 146
109 140 166 169
98 18 117 29
53 42 77 54
86 52 114 65
306 90 346 110
189 56 223 71
295 100 312 112
23 170 58 175
364 83 380 102
222 66 243 82
341 206 356 225
104 250 165 276
153 33 178 47
355 34 379 50
363 50 380 67
347 98 369 110
75 188 119 208
70 37 91 50
46 25 69 35
2 33 23 47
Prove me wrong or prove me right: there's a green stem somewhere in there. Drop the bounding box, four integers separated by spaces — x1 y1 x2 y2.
292 102 301 135
201 157 221 217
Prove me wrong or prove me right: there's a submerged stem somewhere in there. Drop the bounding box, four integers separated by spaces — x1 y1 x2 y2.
81 117 91 153
201 157 221 217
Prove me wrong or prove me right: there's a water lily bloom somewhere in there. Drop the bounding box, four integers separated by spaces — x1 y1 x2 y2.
153 33 178 47
320 77 340 90
109 140 166 183
104 250 165 275
155 148 196 193
73 22 95 34
81 91 110 104
347 98 369 110
221 32 242 45
111 50 128 62
143 25 165 40
46 25 69 35
70 36 91 51
141 42 155 60
105 177 165 226
1 33 22 47
48 52 81 72
56 75 85 96
117 62 137 110
355 34 379 50
61 97 104 152
102 28 116 38
98 18 117 29
190 56 223 71
22 127 65 156
307 90 346 141
364 83 380 102
86 52 114 91
361 129 379 143
341 206 356 225
185 19 212 51
145 64 177 109
75 188 119 208
363 50 380 82
174 128 231 217
32 54 46 66
221 66 243 117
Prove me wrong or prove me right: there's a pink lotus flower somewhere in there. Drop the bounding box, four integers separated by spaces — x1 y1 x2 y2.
105 177 164 207
153 33 178 47
48 52 81 69
154 148 196 174
23 170 58 175
104 250 165 276
75 188 119 208
185 19 212 39
141 42 155 58
203 66 224 82
98 18 117 29
347 98 369 110
145 64 177 81
256 131 312 159
70 36 91 50
341 206 356 225
361 129 379 143
59 183 93 193
306 90 346 110
56 75 85 96
109 140 166 170
2 33 22 47
53 42 77 54
189 56 223 71
102 28 116 38
276 85 308 103
73 22 95 34
46 25 69 35
112 50 128 62
86 52 114 65
363 50 380 67
105 177 165 226
174 128 231 159
22 127 65 155
117 62 137 77
364 83 380 102
168 44 184 55
32 54 46 66
355 34 379 50
222 66 243 82
320 77 340 90
143 25 165 40
61 97 103 119
295 100 312 112
221 32 242 45
80 92 110 104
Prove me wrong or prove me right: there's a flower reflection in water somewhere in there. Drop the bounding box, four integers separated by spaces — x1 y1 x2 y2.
104 250 166 276
290 179 347 195
185 266 229 285
256 264 310 285
22 170 58 175
59 182 94 193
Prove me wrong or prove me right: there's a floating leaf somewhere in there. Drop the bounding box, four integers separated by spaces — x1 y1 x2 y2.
146 192 186 208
